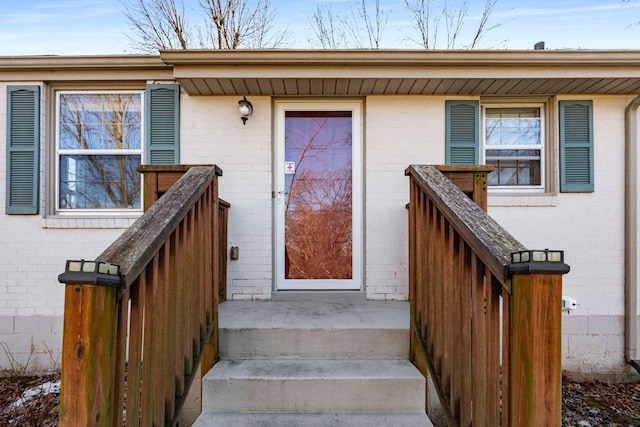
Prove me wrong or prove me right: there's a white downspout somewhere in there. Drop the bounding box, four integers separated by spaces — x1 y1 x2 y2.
625 95 640 371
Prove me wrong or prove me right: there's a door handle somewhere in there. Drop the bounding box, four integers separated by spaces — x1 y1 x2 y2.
273 188 289 204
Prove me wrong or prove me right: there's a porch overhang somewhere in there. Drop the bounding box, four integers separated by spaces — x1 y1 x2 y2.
160 49 640 97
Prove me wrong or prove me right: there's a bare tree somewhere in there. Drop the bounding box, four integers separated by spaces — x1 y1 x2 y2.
348 0 390 49
122 0 190 52
122 0 287 51
283 117 353 280
198 0 287 49
309 0 390 49
467 0 498 48
621 0 639 27
404 0 498 49
404 0 437 49
286 172 352 279
309 0 495 50
309 4 347 49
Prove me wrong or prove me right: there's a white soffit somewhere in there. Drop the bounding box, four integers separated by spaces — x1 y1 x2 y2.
160 49 640 97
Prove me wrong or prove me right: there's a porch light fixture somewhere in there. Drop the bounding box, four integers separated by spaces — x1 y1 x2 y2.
238 96 253 125
509 249 570 275
57 259 122 287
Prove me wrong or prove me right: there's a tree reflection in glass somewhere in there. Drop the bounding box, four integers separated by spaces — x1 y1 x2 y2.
284 111 352 280
58 93 142 210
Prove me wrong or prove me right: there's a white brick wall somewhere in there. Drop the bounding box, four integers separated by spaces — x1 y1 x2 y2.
0 215 127 316
562 315 638 381
180 95 273 300
0 315 63 373
365 96 446 300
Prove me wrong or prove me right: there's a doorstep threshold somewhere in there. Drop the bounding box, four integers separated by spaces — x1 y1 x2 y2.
271 290 366 301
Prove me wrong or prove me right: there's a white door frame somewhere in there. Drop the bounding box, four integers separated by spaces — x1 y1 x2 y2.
274 100 363 290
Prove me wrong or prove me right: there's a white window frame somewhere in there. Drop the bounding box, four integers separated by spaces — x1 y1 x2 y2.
55 90 145 215
481 103 546 193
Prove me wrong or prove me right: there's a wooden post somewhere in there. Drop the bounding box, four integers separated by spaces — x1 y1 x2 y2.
509 252 570 427
138 165 223 210
435 165 494 212
59 284 118 427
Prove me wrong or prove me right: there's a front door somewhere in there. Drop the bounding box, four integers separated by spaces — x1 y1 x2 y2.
275 101 362 290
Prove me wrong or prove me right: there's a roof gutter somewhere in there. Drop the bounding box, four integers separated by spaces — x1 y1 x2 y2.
159 49 640 68
626 95 640 373
0 55 167 71
0 55 173 83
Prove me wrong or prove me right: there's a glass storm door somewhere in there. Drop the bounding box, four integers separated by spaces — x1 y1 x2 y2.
275 101 362 290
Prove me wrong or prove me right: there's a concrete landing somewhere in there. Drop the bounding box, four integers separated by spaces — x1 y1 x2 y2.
219 297 410 330
219 298 410 359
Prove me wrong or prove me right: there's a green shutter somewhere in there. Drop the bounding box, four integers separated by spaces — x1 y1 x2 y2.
6 86 40 214
559 100 594 192
146 84 179 164
445 100 479 164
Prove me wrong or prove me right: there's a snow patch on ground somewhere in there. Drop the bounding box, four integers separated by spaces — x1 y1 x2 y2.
8 380 60 409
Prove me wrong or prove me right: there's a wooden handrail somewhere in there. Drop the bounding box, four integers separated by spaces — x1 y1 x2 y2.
411 165 522 288
58 166 227 427
406 165 569 426
138 164 229 302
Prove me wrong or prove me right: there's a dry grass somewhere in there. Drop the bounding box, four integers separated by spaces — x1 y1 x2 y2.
0 341 61 426
0 374 59 426
562 379 640 426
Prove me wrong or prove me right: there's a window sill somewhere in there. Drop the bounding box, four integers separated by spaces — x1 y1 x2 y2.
488 193 558 207
40 215 141 229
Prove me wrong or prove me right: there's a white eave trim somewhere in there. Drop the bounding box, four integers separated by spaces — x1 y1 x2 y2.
0 55 168 71
159 49 640 68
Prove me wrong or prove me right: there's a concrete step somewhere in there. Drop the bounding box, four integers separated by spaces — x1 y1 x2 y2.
218 299 409 359
193 412 434 426
194 298 431 426
202 358 425 414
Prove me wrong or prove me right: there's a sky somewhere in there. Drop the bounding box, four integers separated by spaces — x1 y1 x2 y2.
0 0 638 56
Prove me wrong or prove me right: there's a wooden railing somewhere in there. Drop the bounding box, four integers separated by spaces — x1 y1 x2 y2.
406 165 570 426
138 165 229 302
58 166 227 427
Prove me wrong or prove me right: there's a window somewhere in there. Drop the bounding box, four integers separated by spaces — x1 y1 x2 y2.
5 84 178 218
446 99 593 194
482 105 544 191
56 92 143 212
